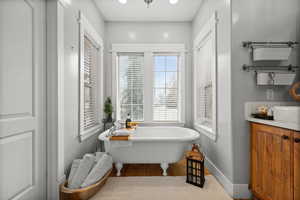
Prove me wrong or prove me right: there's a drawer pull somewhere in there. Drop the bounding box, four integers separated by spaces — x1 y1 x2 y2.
282 135 289 140
295 138 300 143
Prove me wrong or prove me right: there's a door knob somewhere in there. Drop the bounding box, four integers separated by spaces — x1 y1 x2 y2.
295 138 300 143
282 135 289 140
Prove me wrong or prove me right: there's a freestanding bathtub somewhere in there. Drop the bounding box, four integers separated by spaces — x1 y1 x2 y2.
98 126 199 176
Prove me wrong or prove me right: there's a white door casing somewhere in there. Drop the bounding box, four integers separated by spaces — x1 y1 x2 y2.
0 0 46 199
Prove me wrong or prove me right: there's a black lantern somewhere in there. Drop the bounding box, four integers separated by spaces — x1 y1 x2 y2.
186 144 205 188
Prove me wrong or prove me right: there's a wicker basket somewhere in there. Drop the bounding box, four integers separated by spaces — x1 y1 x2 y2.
60 169 112 200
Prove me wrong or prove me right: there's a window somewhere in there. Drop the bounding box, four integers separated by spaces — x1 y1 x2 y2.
112 44 185 124
79 12 103 141
193 12 218 141
153 55 179 121
117 53 144 121
195 38 213 127
83 36 98 130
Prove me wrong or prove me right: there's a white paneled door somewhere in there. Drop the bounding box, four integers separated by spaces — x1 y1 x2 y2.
0 0 46 199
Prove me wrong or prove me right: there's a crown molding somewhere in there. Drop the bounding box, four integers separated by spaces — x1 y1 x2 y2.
58 0 70 8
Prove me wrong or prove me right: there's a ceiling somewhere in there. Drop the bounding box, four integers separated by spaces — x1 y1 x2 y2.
94 0 203 22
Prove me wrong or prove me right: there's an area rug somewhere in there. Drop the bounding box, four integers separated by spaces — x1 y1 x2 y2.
90 175 232 200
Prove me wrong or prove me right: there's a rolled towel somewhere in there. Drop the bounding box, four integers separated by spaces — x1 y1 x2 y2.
114 129 134 136
80 154 113 188
95 152 105 162
68 159 81 183
68 154 95 189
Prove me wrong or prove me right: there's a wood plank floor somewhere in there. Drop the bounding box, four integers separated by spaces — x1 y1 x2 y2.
110 158 210 177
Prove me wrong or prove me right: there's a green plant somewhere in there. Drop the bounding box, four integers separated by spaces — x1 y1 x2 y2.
104 97 113 122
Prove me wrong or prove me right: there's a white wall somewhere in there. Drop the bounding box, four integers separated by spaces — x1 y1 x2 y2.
192 0 234 188
193 0 300 198
60 0 300 197
104 22 193 126
231 0 300 184
63 0 105 172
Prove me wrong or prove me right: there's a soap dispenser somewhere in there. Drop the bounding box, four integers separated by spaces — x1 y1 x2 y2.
125 113 131 129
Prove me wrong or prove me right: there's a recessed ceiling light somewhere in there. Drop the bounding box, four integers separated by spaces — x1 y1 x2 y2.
163 32 169 39
128 32 136 40
118 0 127 4
169 0 178 5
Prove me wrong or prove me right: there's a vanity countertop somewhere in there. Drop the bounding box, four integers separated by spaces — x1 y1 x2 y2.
245 101 300 132
246 117 300 131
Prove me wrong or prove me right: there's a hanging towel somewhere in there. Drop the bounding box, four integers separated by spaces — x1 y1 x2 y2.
257 72 296 85
253 47 291 61
68 154 95 189
80 154 113 188
68 159 81 183
273 73 296 85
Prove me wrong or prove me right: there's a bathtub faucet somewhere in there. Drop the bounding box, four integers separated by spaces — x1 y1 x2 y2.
114 120 122 129
107 126 116 136
107 120 122 136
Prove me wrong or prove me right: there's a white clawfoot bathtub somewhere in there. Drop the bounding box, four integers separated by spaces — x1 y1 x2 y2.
98 126 199 176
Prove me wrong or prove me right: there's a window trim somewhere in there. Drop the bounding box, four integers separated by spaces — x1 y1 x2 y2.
193 12 218 141
111 44 186 124
78 12 104 141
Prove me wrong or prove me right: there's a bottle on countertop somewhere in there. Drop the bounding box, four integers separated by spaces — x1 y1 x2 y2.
267 106 274 117
125 113 132 129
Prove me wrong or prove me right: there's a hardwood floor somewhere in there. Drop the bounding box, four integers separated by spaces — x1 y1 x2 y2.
110 158 210 177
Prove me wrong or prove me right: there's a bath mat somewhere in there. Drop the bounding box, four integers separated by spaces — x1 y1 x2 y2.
90 175 232 200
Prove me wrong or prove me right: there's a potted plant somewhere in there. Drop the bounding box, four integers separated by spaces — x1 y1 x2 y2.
103 97 113 123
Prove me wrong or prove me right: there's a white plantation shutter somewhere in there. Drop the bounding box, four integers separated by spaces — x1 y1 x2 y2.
204 84 213 120
195 36 214 128
82 36 98 130
153 55 179 121
118 53 144 121
78 12 103 141
196 82 212 127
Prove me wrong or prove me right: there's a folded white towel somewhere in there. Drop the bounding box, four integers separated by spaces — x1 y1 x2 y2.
81 154 113 188
114 129 134 136
68 159 81 183
95 152 105 162
68 154 95 189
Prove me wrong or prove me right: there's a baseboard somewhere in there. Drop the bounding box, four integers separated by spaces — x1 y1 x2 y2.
47 174 66 200
204 157 234 196
204 157 251 199
233 183 252 199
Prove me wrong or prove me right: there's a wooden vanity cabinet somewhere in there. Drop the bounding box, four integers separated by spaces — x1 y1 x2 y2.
250 123 294 200
295 132 300 200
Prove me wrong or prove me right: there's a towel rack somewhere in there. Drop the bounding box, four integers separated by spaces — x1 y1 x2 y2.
242 64 299 72
243 41 298 48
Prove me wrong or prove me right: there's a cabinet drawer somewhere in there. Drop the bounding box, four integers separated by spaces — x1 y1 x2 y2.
251 122 292 138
